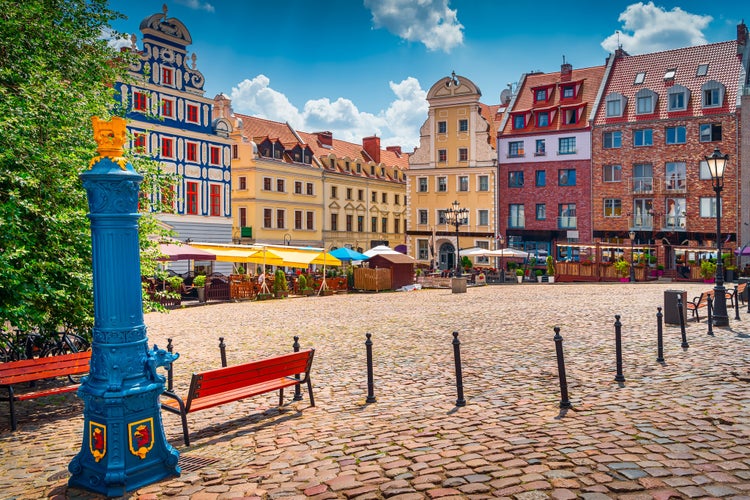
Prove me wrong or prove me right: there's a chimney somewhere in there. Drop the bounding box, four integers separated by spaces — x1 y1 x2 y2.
363 136 381 163
738 21 748 52
386 145 402 157
315 131 333 148
561 57 573 82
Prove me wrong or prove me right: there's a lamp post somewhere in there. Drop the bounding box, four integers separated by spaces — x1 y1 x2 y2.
706 147 729 326
629 230 636 282
445 200 468 277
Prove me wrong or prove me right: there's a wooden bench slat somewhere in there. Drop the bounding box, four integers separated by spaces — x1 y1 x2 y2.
163 377 297 413
0 359 91 385
14 384 81 401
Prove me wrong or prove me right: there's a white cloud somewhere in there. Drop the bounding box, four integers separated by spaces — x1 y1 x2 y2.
174 0 215 13
601 1 711 54
101 26 132 50
364 0 464 53
229 75 428 151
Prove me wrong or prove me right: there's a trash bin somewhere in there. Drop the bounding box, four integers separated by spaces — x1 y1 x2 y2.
451 277 467 294
664 289 687 325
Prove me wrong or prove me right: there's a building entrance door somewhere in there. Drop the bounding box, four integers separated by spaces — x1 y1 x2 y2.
439 242 455 270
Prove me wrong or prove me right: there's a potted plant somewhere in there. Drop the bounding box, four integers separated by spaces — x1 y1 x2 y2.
166 275 184 292
298 274 314 296
515 268 524 284
614 259 630 282
273 269 288 298
656 264 665 277
700 260 717 283
535 269 543 282
193 274 207 303
546 256 556 283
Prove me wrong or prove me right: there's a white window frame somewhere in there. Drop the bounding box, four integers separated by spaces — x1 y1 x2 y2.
667 85 690 112
605 93 626 117
437 176 447 192
701 81 725 108
418 209 428 225
458 175 469 192
635 88 657 114
603 164 622 183
477 209 489 226
417 177 428 193
477 175 489 192
700 197 719 218
604 199 622 218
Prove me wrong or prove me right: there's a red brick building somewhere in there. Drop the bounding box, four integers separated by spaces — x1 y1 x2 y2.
497 63 606 256
591 23 749 270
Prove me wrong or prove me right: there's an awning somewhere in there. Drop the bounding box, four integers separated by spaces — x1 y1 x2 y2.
267 248 342 267
190 244 285 265
157 243 217 261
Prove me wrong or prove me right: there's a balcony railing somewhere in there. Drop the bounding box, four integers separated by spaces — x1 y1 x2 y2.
664 176 686 192
631 177 653 194
631 215 654 230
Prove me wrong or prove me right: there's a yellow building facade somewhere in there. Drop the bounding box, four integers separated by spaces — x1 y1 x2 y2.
407 73 501 270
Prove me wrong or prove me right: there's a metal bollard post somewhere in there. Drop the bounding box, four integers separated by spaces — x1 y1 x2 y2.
656 308 664 363
707 295 714 336
365 333 376 403
614 315 625 382
293 335 302 401
553 327 572 409
452 331 466 407
677 297 689 348
166 338 174 391
219 337 227 367
735 285 741 321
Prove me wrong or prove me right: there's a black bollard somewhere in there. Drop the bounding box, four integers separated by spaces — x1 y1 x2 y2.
656 308 664 363
293 335 302 401
166 338 174 391
553 327 572 409
707 295 714 336
452 331 466 407
735 285 741 321
677 297 689 348
219 336 227 367
614 315 625 382
365 333 376 403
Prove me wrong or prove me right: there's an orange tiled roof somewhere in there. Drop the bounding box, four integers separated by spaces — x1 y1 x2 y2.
479 103 502 148
593 40 743 125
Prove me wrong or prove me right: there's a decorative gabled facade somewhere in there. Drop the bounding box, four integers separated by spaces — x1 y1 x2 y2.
591 23 750 269
407 73 501 270
116 6 234 245
497 62 607 255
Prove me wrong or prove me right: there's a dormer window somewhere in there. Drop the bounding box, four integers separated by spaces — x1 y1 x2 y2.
667 84 690 112
561 85 575 98
663 68 676 80
536 111 549 127
635 88 657 115
634 72 646 84
512 113 526 130
701 80 725 108
535 89 547 102
696 63 709 77
605 92 627 117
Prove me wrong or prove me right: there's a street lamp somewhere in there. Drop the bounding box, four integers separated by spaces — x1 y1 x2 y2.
445 200 468 277
629 230 636 283
706 146 729 326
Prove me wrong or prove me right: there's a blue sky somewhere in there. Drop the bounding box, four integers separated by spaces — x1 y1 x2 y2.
107 1 744 151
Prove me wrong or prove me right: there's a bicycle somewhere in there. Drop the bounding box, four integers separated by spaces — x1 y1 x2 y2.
39 328 91 357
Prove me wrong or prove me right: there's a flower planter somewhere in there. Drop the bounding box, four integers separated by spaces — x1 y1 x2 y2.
196 287 206 303
620 277 630 283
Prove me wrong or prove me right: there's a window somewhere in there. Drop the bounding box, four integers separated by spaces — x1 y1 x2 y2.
346 214 353 232
663 68 676 80
438 121 447 133
699 160 713 180
478 210 489 226
294 181 303 194
276 179 285 192
133 91 148 111
418 239 429 260
702 81 725 108
665 198 686 228
537 111 549 127
535 89 547 101
667 84 689 111
185 141 197 162
395 194 400 205
558 204 576 229
562 85 575 98
558 137 576 154
161 67 173 86
633 163 653 193
276 209 285 229
478 175 489 191
558 169 576 186
509 141 524 157
161 137 174 158
418 209 428 225
371 191 377 203
239 207 247 228
509 171 524 188
263 177 272 191
330 213 338 231
665 162 686 191
603 165 622 182
306 182 314 195
564 108 578 125
358 189 364 201
307 212 314 230
536 204 546 220
696 63 709 77
186 103 199 123
437 177 447 192
381 217 388 233
509 204 525 228
700 197 719 217
633 129 653 147
535 139 546 155
357 215 364 232
239 176 247 190
634 72 646 84
209 184 221 216
635 89 656 114
535 170 546 187
459 148 468 161
458 176 469 192
133 132 147 154
418 177 428 192
700 123 722 142
513 114 526 129
604 199 621 217
263 208 272 228
161 98 174 118
665 126 686 144
603 131 622 149
437 210 447 224
295 211 303 230
394 218 400 234
232 144 238 159
605 93 626 117
331 186 338 198
438 149 447 162
186 181 198 215
209 145 221 165
458 119 468 132
371 216 377 233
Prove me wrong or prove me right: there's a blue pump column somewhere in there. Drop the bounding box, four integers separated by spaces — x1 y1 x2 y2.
68 117 180 496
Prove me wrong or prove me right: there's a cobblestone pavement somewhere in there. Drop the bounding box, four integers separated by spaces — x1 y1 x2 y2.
2 282 750 500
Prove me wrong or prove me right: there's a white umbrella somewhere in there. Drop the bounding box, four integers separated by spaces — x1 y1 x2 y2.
460 247 490 257
483 248 531 258
363 245 400 258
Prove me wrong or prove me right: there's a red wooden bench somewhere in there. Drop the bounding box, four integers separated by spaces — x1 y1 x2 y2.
0 351 91 431
161 349 315 446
